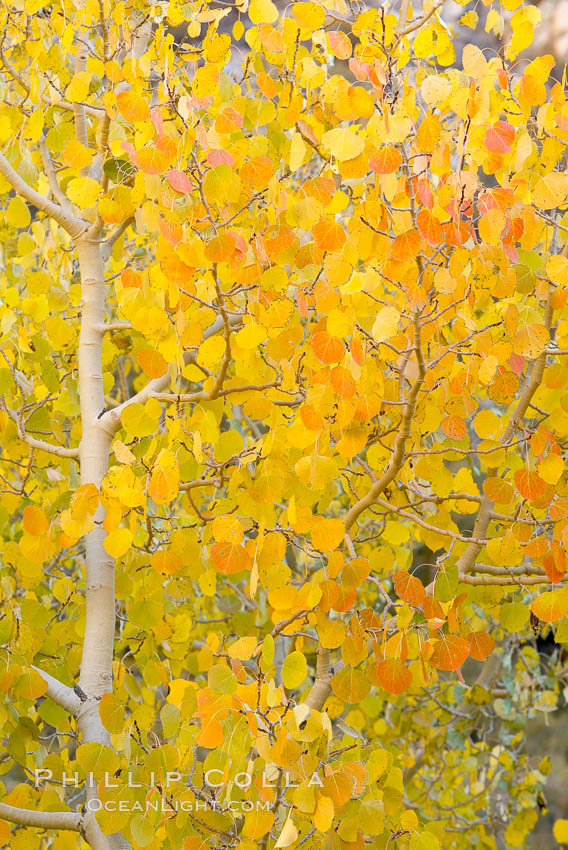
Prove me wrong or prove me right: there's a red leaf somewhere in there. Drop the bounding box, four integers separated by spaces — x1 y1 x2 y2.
168 169 194 194
208 150 234 167
327 31 352 60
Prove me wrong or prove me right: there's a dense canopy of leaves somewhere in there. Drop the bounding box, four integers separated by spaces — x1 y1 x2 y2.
0 0 568 848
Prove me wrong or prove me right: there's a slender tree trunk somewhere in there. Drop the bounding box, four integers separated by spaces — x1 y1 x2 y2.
76 236 130 850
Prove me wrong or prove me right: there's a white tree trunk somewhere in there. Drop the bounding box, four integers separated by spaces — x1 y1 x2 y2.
76 237 130 850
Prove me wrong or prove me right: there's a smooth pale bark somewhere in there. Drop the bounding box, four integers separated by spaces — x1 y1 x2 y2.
76 236 130 850
0 802 81 831
304 647 332 710
32 666 81 715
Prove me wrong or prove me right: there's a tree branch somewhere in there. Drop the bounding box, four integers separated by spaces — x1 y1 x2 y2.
0 151 86 239
344 309 426 531
32 666 82 716
455 289 553 575
100 314 243 434
101 218 134 261
0 802 81 831
304 646 332 711
2 402 79 459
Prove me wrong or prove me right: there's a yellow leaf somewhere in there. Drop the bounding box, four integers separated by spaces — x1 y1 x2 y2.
242 809 275 840
314 795 334 833
249 0 278 25
554 820 568 844
62 140 94 169
290 132 307 172
459 10 478 28
478 355 498 385
371 306 400 343
197 335 226 370
6 197 31 228
113 440 136 464
212 515 244 544
538 454 564 485
282 651 308 689
122 399 161 437
228 636 258 660
235 320 267 350
67 177 103 209
60 508 94 540
532 172 568 210
321 127 364 162
421 75 451 105
65 71 92 102
16 667 49 700
104 527 133 558
513 323 548 358
274 816 298 848
546 255 568 286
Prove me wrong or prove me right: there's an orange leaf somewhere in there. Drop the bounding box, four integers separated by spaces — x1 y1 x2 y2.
376 658 412 695
416 208 443 245
466 631 494 661
205 232 237 262
134 146 169 175
116 90 150 123
485 120 515 154
424 596 445 624
211 541 251 574
23 505 49 536
137 347 168 379
312 331 345 364
393 570 425 607
321 767 354 806
430 634 469 671
183 839 211 850
151 550 182 575
369 145 402 175
514 469 546 502
242 156 274 189
441 415 467 441
215 106 243 134
483 477 514 504
391 229 421 261
542 552 565 584
531 588 568 623
313 218 347 251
